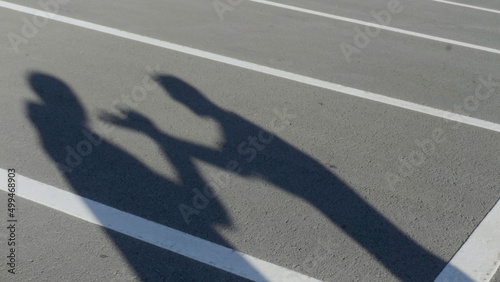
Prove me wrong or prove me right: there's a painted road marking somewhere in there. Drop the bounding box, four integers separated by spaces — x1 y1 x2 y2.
1 1 500 134
0 169 320 282
248 0 500 55
430 0 500 15
435 197 500 281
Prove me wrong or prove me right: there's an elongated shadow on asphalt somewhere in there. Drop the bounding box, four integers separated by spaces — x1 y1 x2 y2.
124 74 466 281
26 71 470 281
25 72 260 281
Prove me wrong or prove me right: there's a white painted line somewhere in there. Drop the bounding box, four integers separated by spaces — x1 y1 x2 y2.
0 169 320 282
430 0 500 15
435 197 500 282
2 1 500 133
248 0 500 55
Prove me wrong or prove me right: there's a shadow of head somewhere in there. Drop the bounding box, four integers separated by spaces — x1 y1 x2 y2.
154 75 219 117
27 72 86 124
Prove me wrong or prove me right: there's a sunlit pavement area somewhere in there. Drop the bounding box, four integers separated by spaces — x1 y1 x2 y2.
0 0 499 281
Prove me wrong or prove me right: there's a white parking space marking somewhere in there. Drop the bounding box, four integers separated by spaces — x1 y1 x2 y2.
430 0 500 15
0 169 321 282
248 0 500 55
1 2 500 134
435 197 500 282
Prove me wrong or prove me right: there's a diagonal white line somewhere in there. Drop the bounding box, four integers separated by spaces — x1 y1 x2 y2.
435 197 500 281
430 0 500 15
1 1 500 133
0 169 321 282
249 0 500 55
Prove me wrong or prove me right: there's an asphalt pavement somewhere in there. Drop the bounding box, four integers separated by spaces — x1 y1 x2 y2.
0 0 499 281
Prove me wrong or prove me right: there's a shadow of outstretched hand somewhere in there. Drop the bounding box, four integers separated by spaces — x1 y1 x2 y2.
99 109 157 133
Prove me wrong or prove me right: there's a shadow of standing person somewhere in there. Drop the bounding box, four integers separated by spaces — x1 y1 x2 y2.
25 72 263 281
149 74 466 281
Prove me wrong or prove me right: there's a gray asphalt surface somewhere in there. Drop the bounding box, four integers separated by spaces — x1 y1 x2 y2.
0 0 499 281
494 269 500 282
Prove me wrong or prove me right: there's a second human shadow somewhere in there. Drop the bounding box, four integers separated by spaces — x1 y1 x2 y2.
101 74 458 281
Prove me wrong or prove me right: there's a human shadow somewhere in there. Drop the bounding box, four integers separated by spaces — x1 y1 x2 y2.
101 74 468 281
25 72 261 281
